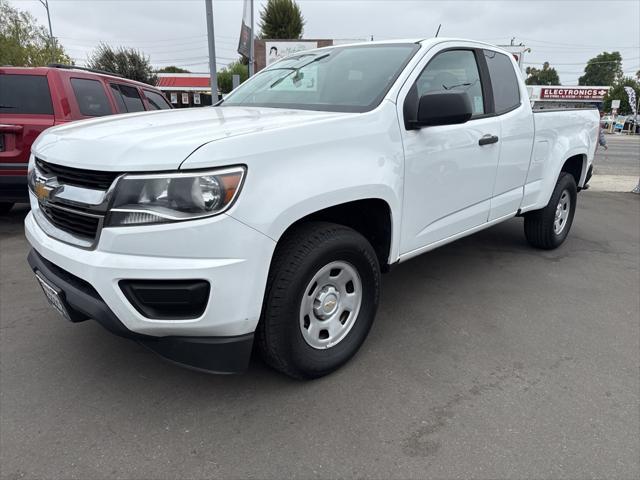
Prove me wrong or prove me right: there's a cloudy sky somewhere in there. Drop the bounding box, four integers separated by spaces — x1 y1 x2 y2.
12 0 640 84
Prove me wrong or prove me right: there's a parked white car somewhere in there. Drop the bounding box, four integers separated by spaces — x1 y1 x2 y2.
25 39 599 378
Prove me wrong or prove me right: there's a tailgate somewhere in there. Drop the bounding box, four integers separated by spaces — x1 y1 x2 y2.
0 73 55 176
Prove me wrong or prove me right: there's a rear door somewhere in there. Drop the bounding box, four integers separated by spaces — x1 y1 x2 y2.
483 49 535 220
0 72 55 178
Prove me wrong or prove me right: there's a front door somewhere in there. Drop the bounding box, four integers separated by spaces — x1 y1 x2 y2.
398 48 501 256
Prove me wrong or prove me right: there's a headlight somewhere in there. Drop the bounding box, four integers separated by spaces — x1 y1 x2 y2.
106 166 246 227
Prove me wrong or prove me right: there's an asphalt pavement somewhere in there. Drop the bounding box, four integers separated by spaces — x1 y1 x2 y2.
593 134 640 177
1 186 638 479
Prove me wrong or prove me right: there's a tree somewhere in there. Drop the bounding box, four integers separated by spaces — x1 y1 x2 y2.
525 62 560 85
156 66 190 73
217 61 249 94
259 0 305 39
88 43 157 85
578 51 623 86
603 77 640 115
0 0 71 66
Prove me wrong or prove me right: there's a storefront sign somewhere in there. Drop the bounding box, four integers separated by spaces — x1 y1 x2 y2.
193 93 201 105
181 92 189 105
265 41 318 66
540 87 608 100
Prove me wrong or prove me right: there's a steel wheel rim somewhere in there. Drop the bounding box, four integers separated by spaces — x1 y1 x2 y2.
299 260 363 350
554 189 571 234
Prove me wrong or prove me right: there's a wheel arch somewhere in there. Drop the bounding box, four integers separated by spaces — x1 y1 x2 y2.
274 198 395 272
560 153 588 188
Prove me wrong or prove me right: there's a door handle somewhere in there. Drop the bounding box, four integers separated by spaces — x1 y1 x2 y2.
479 134 499 146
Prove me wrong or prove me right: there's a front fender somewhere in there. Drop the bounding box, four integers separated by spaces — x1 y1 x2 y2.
183 101 406 262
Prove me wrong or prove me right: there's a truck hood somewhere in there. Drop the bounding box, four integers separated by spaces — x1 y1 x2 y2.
32 106 349 171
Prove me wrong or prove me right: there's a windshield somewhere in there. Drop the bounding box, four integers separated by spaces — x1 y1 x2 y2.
222 43 420 113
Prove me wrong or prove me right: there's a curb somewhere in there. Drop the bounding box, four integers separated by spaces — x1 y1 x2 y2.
588 175 640 193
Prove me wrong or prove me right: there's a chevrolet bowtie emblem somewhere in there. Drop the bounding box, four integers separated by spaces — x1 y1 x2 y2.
34 177 55 202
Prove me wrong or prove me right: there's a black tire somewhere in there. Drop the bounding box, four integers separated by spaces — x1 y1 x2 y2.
524 172 577 249
257 221 381 379
0 202 14 214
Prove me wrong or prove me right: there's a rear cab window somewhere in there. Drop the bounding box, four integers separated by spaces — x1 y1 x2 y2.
483 50 521 114
0 74 53 115
144 90 171 110
70 78 112 116
110 83 145 113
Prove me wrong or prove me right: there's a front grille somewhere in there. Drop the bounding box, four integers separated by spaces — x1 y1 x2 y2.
36 158 121 190
40 204 101 239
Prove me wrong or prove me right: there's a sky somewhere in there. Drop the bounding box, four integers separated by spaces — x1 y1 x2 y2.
11 0 640 85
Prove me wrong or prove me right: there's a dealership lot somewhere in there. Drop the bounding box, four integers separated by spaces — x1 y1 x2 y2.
1 184 638 478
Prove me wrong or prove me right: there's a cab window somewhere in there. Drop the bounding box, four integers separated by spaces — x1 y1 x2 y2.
415 50 485 116
483 50 521 114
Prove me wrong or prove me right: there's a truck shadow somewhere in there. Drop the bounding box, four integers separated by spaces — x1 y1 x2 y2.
68 215 535 388
0 203 30 238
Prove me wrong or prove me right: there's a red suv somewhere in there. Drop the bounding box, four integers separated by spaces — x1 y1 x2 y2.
0 65 172 213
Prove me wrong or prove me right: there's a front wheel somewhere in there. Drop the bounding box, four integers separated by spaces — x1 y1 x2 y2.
524 172 577 249
257 222 381 379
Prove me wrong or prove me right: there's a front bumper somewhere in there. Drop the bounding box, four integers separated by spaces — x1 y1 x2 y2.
27 249 254 373
25 199 276 372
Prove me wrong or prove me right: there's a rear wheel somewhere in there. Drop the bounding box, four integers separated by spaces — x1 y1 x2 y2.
524 172 577 249
257 222 381 379
0 202 14 214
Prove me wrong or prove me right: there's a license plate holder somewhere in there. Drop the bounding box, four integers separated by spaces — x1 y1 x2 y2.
35 272 72 321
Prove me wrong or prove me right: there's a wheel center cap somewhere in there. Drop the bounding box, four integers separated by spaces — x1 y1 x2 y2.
313 286 340 319
323 294 338 313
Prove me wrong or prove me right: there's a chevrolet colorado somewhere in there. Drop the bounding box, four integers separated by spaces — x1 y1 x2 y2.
25 39 599 378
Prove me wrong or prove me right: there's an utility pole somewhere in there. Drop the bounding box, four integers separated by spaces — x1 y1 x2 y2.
38 0 54 63
248 0 255 76
205 0 218 100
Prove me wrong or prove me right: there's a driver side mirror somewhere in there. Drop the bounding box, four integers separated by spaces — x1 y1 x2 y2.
408 91 473 129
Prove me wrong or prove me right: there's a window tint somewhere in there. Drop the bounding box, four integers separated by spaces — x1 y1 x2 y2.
484 50 520 113
109 84 127 113
0 74 53 114
144 90 171 110
415 50 484 115
111 84 145 112
71 78 111 116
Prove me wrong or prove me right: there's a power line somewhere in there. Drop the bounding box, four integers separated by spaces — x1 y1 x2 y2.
525 57 640 66
519 37 640 49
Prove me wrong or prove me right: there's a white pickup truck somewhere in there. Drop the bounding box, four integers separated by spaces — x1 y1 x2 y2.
25 39 599 378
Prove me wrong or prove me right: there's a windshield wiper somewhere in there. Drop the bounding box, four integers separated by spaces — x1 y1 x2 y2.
269 53 330 89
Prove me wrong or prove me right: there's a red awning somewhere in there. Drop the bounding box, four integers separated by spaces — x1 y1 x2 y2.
157 76 210 88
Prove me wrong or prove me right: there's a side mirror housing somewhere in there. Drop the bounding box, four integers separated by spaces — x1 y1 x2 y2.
408 91 473 129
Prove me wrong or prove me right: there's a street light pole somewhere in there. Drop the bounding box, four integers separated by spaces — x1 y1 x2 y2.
248 0 254 76
37 0 55 63
204 0 218 100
